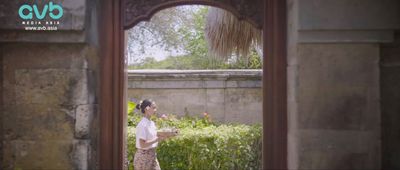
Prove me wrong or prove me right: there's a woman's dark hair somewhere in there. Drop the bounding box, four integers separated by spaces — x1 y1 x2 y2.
135 99 153 113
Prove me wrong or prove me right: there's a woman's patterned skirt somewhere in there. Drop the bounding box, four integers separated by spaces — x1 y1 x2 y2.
133 148 161 170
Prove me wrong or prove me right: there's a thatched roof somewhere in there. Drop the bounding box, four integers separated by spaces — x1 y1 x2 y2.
205 7 262 60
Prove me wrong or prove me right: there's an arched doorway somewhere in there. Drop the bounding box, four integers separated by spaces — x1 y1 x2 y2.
98 0 287 169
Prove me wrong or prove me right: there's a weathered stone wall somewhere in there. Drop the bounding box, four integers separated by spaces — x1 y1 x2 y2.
288 0 400 169
0 44 3 169
295 44 381 169
380 31 400 170
1 44 98 170
0 0 100 169
127 70 262 124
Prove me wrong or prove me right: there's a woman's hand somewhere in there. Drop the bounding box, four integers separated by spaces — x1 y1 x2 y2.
157 134 173 140
157 128 179 141
157 136 167 142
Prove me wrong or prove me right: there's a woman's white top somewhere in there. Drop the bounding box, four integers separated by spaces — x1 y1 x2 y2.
136 117 158 149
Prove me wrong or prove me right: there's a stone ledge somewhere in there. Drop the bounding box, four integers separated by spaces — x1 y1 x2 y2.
0 30 85 43
128 80 262 89
128 69 262 80
128 70 262 89
299 30 394 43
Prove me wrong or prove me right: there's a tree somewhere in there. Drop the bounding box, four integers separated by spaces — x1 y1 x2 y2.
126 6 200 64
127 5 262 69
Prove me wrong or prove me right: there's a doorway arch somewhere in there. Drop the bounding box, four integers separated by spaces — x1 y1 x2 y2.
98 0 287 169
124 0 263 29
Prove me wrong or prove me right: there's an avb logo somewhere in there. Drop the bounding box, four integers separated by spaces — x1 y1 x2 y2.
19 1 63 20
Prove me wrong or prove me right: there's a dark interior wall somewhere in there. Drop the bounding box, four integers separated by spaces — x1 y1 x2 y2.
0 44 3 168
381 31 400 170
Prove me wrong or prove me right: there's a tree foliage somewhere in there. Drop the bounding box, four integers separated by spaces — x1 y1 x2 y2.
128 50 261 70
127 6 262 69
126 6 196 64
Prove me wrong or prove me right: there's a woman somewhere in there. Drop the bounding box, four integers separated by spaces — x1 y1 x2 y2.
133 99 168 170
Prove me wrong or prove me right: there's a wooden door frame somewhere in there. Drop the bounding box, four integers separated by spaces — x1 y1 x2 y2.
98 0 287 169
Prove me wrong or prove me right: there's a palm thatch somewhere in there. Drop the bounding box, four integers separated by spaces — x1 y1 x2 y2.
205 7 262 60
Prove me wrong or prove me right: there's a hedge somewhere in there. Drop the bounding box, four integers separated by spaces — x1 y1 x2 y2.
127 101 262 169
127 123 261 170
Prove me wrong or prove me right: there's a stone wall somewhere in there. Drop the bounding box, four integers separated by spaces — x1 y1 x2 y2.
380 31 400 170
295 44 381 169
0 44 98 170
0 43 3 169
0 0 100 169
127 70 262 124
288 0 400 169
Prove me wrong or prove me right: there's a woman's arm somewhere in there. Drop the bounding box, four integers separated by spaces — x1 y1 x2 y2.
139 136 165 148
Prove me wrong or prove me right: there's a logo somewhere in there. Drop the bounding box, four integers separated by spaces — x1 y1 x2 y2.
19 2 63 20
18 1 64 31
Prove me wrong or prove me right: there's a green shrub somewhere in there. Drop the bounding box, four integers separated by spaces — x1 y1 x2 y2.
127 106 262 170
128 125 262 170
128 100 215 129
